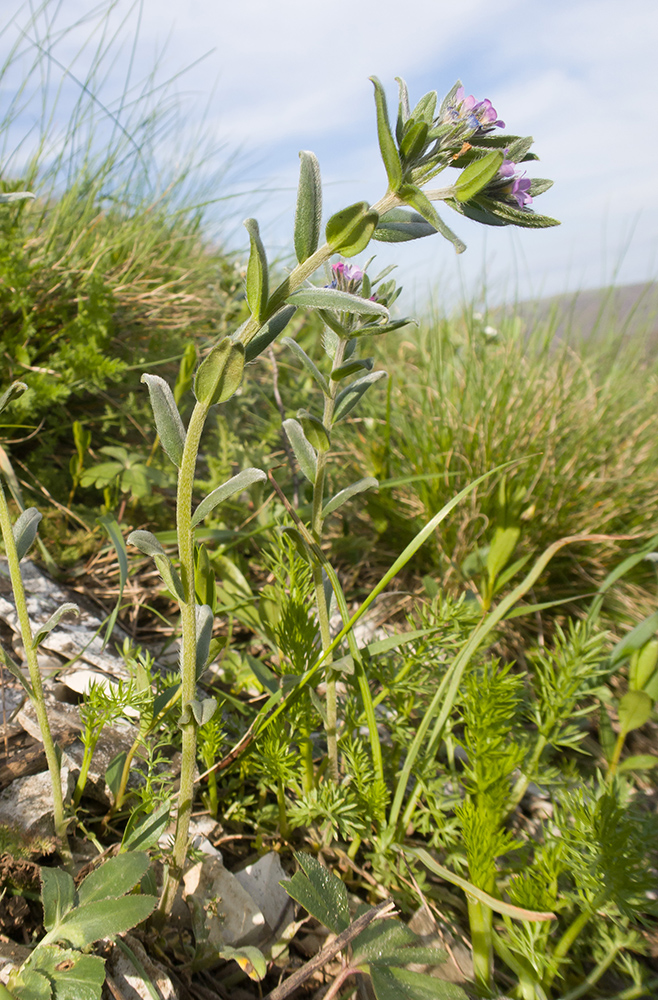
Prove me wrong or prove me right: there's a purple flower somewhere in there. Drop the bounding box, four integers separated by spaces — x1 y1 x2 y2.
328 261 364 293
496 158 533 209
441 86 505 132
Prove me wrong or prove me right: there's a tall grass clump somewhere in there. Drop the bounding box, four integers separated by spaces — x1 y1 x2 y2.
354 304 658 610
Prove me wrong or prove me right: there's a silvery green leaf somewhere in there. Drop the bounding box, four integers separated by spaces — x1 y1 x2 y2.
395 76 411 142
244 218 268 321
322 477 378 517
127 530 184 602
529 178 554 197
281 337 329 394
13 507 42 562
330 358 374 381
32 603 79 650
298 410 331 452
140 374 186 467
334 370 388 422
283 418 317 484
244 305 296 363
194 338 245 406
0 381 27 414
294 151 323 264
195 603 214 677
373 208 439 243
98 514 128 647
370 76 402 193
288 286 388 320
180 697 217 727
0 192 34 204
325 201 379 258
192 467 267 527
320 309 350 342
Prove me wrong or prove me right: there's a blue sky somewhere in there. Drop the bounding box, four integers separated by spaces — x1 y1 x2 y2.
2 0 657 310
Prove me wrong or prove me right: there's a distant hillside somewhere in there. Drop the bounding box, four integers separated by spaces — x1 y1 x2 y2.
511 281 658 342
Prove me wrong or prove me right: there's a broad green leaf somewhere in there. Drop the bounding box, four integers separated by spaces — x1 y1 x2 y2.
333 370 387 422
13 507 42 562
0 382 27 414
352 916 416 966
32 603 79 650
618 690 653 734
370 76 402 192
180 697 217 727
191 468 267 527
398 183 466 253
617 754 658 773
370 965 467 1000
283 418 317 484
244 218 268 320
325 201 379 258
219 946 267 982
194 338 245 406
486 525 520 585
126 530 184 602
454 150 504 202
33 949 105 1000
287 286 388 320
330 358 374 380
281 852 349 934
140 374 186 467
323 477 378 517
281 336 329 395
610 610 658 667
41 868 76 932
244 305 296 363
195 603 214 677
41 895 157 949
98 513 128 647
121 801 170 852
372 208 438 244
294 151 323 264
298 410 331 452
8 969 51 1000
77 852 150 906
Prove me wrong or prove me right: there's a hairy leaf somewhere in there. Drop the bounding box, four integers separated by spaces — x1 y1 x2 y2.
370 77 402 192
283 418 317 483
244 218 269 320
294 151 323 263
287 286 388 319
41 869 76 932
333 370 388 422
244 305 296 363
32 603 79 650
323 477 378 517
140 374 186 467
192 468 267 527
281 336 329 394
77 852 151 906
13 507 42 562
194 338 245 406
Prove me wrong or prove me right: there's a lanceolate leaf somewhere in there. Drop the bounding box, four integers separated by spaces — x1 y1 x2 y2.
322 477 378 517
127 530 185 602
244 305 296 363
98 513 129 647
195 603 214 677
281 337 329 395
0 380 27 415
399 183 466 253
0 644 33 696
13 507 42 562
41 868 76 932
191 468 267 527
298 410 331 452
325 201 379 258
244 217 269 320
40 895 156 949
194 338 245 406
333 370 388 422
32 603 79 650
618 690 653 735
373 208 438 243
294 151 323 263
140 374 186 467
609 610 658 667
370 76 402 192
454 150 504 202
287 286 389 319
283 419 317 483
77 852 151 906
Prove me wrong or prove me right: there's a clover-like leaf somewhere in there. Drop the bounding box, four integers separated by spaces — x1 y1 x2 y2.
140 373 186 467
191 467 267 527
294 151 323 264
13 507 42 562
32 603 79 650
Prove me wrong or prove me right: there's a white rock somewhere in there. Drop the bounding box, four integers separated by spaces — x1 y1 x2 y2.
183 856 266 948
106 934 177 1000
234 852 294 934
0 766 74 835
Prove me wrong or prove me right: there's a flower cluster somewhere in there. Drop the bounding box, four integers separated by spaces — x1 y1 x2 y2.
328 261 364 294
440 86 505 134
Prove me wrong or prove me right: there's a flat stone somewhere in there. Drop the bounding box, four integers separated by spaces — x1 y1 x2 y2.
235 852 294 935
183 856 266 948
0 766 74 836
106 933 176 1000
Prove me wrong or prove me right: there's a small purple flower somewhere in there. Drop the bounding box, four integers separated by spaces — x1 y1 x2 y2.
441 86 505 132
328 261 364 293
496 158 533 209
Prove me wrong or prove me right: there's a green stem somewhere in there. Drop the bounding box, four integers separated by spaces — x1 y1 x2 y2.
159 400 210 917
544 908 593 993
0 480 70 856
468 898 493 993
508 732 548 814
554 941 621 1000
607 728 626 782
